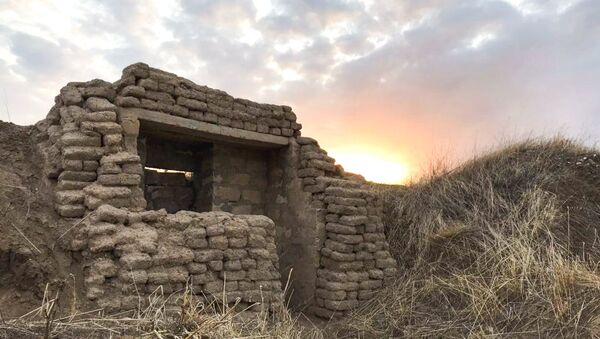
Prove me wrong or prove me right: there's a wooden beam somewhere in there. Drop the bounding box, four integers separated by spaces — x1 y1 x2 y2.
123 108 289 148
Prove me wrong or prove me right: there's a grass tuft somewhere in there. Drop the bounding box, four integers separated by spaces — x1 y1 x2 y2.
352 137 600 337
5 137 600 338
0 281 325 338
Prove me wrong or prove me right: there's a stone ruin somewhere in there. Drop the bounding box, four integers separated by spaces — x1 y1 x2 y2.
35 63 397 318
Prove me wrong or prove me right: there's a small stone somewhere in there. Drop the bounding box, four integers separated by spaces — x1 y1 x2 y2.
316 288 346 301
316 278 358 291
57 180 90 190
298 168 323 178
220 270 246 281
98 162 121 175
177 96 207 111
83 161 99 171
60 86 83 105
224 249 247 260
224 260 242 271
80 111 117 122
82 86 116 100
85 97 117 112
103 134 123 146
193 249 223 263
80 121 122 134
84 184 131 200
63 146 105 160
206 224 225 236
328 233 363 244
55 190 85 205
100 152 141 165
87 222 118 236
325 223 358 235
89 235 116 253
296 137 319 146
228 237 247 248
208 260 223 271
339 215 369 226
115 96 141 107
60 131 101 147
98 173 141 186
58 171 97 182
208 236 228 250
321 248 356 262
121 85 146 97
187 263 208 274
56 204 85 218
152 246 194 266
118 269 148 284
120 252 153 270
95 204 128 223
376 258 397 269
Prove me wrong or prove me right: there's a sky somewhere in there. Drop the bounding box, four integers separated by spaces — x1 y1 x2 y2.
0 0 599 184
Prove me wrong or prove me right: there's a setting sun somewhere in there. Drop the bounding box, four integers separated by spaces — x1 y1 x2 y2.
329 151 410 184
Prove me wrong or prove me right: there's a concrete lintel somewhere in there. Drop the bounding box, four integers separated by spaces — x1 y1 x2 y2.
123 108 289 148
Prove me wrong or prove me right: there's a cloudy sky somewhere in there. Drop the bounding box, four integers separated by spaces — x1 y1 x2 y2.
0 0 598 183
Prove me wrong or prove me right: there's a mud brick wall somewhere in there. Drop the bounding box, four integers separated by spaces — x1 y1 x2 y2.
36 79 146 218
211 144 268 215
263 140 322 309
35 63 398 317
144 169 194 213
70 205 282 312
295 137 398 318
114 64 301 138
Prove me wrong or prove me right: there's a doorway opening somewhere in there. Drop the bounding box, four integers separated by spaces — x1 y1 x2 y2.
138 132 213 213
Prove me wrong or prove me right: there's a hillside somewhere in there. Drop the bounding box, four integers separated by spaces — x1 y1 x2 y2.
348 138 600 337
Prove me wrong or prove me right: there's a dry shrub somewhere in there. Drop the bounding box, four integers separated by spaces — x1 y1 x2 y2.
5 137 600 338
0 282 325 338
348 138 600 338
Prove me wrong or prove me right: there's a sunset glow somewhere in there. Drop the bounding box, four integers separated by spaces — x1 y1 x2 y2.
329 151 409 184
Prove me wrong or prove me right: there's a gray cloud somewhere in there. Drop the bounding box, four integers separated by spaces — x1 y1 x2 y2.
0 0 598 175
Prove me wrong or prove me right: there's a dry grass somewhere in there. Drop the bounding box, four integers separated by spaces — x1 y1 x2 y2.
349 137 600 337
5 137 600 338
0 282 326 338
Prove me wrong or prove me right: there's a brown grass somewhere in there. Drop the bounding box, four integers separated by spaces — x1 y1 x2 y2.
0 282 326 338
349 137 600 337
4 137 600 338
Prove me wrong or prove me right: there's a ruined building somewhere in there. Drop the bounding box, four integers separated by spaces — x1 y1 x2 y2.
35 63 397 317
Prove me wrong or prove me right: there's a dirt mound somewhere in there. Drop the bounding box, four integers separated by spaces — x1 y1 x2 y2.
0 121 75 318
388 138 600 264
346 138 600 337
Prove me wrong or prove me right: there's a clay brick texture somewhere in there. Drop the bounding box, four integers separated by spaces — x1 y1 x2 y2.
36 63 397 317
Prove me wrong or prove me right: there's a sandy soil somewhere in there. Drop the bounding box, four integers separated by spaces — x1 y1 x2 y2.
0 121 79 318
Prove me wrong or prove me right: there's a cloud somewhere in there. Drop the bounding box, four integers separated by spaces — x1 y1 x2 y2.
0 0 598 177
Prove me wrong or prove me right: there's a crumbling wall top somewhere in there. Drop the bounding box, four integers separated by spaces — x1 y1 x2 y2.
33 63 397 318
114 63 301 139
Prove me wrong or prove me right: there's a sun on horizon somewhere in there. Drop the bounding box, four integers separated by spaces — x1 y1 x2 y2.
329 151 410 185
